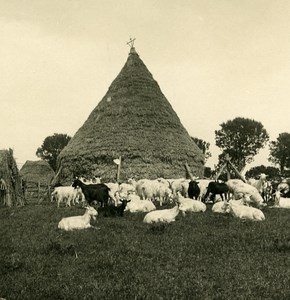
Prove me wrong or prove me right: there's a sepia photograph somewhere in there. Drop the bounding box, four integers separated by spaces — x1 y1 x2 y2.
1 1 290 299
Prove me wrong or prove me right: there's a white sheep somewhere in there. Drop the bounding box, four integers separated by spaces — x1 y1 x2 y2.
104 182 120 206
125 194 156 213
273 191 290 208
247 173 268 194
58 206 98 231
197 179 213 201
52 186 83 207
136 178 172 206
212 201 228 214
177 192 206 216
143 205 179 224
224 200 265 221
226 179 266 208
169 178 190 197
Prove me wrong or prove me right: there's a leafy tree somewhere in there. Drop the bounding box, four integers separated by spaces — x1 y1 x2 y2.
191 137 212 163
36 133 71 171
215 117 269 171
268 132 290 175
245 165 281 182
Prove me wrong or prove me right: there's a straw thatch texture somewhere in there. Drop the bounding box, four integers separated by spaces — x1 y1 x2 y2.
0 149 24 207
19 160 55 185
54 48 204 184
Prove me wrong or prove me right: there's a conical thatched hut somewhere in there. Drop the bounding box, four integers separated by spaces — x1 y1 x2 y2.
20 160 55 185
54 47 204 184
0 149 24 207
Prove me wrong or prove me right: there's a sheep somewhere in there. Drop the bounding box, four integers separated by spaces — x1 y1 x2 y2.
196 179 213 201
176 192 206 216
169 178 190 197
204 181 229 203
101 199 131 217
224 200 265 221
277 180 290 197
273 191 290 208
119 178 137 196
247 173 268 194
104 182 120 206
72 178 110 207
226 179 266 208
51 186 83 208
135 178 172 206
212 201 228 214
187 180 200 200
125 194 156 213
143 205 180 224
58 206 98 231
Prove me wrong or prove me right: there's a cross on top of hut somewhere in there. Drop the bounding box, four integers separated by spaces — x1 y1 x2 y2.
127 37 136 48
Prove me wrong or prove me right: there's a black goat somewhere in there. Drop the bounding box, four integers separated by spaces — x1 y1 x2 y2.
204 181 229 203
72 178 110 207
101 199 131 217
188 180 200 200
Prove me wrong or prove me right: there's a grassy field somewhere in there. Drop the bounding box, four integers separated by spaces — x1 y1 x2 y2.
1 202 290 300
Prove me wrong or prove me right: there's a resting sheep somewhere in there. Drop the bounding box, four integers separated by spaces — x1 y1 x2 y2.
125 194 156 213
224 200 265 221
273 191 290 208
176 192 206 216
143 205 179 224
58 206 98 231
101 199 131 217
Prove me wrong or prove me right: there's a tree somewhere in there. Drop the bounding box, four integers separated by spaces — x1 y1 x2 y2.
215 117 269 171
191 137 212 163
36 133 71 171
268 132 290 175
245 165 281 182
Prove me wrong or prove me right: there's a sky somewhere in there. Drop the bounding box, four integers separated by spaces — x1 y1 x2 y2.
1 0 290 173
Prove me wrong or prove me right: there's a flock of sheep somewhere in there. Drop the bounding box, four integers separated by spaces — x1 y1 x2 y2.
56 174 290 231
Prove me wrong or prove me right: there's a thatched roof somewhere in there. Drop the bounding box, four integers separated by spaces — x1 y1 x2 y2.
0 149 24 206
54 47 204 184
19 160 55 185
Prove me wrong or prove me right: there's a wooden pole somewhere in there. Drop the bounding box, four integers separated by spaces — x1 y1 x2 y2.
116 156 122 182
184 163 195 181
227 160 246 182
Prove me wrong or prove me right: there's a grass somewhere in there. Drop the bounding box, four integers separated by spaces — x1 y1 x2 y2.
1 202 290 300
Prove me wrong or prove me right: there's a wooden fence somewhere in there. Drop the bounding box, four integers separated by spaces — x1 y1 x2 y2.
22 179 52 204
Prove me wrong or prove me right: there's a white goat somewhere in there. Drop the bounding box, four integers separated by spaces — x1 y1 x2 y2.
247 173 268 194
125 194 156 213
273 191 290 208
52 186 83 207
177 192 206 216
224 201 265 221
143 205 179 224
58 206 98 231
226 179 265 208
104 182 120 206
136 178 172 206
169 178 190 197
212 201 228 214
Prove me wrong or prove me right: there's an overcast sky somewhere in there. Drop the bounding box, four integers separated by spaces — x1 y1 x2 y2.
1 0 290 173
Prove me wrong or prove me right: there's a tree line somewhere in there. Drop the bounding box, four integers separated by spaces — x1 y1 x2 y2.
36 117 290 179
